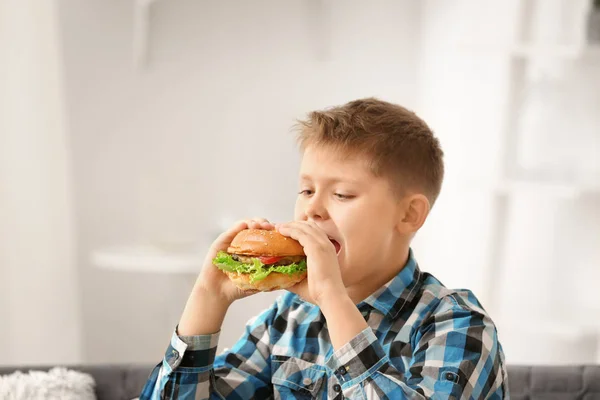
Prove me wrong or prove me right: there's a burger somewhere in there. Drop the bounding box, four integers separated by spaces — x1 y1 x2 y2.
212 229 307 291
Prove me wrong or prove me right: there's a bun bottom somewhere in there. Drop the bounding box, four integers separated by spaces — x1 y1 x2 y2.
224 271 307 292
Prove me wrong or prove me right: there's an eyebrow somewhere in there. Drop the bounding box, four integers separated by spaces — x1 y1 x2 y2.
299 174 361 185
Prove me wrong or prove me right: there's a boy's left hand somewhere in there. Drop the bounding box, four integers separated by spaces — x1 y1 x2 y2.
276 221 346 306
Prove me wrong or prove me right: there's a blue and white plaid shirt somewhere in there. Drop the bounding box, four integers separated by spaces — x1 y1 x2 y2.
141 250 508 399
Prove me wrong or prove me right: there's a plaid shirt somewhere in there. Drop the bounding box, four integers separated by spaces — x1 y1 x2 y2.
140 250 508 399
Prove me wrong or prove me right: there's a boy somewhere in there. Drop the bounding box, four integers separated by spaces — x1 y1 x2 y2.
141 98 508 399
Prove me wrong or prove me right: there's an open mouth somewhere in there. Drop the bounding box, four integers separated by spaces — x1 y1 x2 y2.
329 239 341 254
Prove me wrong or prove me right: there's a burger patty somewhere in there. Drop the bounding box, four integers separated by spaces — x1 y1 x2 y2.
231 254 306 266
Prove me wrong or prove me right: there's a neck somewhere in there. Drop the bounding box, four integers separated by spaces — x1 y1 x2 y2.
344 246 411 304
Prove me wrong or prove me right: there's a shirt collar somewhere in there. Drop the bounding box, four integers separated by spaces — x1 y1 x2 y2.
359 248 423 319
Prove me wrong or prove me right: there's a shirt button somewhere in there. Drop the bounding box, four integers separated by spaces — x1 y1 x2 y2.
445 372 459 383
338 366 347 375
303 377 312 386
171 349 179 359
333 384 342 392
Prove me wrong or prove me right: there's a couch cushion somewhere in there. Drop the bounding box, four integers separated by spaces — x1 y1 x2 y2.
508 365 600 400
0 367 96 400
2 364 600 399
0 364 153 400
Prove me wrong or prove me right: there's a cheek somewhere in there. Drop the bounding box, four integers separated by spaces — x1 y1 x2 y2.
345 220 390 258
338 204 375 238
293 198 304 220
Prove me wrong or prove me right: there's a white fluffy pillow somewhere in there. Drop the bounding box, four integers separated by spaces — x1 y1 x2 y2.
0 367 96 400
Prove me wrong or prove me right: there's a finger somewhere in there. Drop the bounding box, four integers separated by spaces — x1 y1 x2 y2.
277 223 315 245
250 217 270 224
278 221 321 235
251 217 275 230
276 223 307 241
290 226 336 257
211 220 248 251
240 288 260 296
245 217 274 230
278 222 330 248
245 220 263 230
277 225 325 255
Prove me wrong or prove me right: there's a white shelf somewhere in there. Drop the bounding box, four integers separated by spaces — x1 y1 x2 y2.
460 42 600 61
495 180 599 198
462 179 600 199
511 43 600 60
91 244 205 274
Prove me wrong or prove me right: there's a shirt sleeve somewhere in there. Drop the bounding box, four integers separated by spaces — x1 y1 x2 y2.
139 301 278 400
325 296 507 399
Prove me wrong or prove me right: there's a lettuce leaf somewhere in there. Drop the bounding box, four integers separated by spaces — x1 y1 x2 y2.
212 251 307 283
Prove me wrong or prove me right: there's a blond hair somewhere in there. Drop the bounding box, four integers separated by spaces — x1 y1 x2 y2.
296 97 444 205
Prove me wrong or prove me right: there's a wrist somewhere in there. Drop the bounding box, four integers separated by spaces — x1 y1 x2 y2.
178 286 231 336
192 283 234 308
317 289 368 350
316 286 351 311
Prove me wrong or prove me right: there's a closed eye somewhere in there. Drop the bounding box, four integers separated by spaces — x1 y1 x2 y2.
334 193 355 200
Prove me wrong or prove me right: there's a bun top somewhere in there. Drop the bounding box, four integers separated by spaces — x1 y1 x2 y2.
227 229 305 257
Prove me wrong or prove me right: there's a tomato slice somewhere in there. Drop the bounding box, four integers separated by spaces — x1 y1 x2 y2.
258 256 283 265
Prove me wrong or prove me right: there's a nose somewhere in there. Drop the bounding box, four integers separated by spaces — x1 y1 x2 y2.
305 194 329 221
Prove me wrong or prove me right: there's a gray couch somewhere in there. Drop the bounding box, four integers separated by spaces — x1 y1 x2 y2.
1 364 599 399
0 364 152 400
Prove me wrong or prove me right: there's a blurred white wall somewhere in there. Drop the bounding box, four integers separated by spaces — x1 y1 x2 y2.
56 0 422 364
1 0 598 368
412 0 520 311
0 0 82 365
416 0 600 365
414 0 600 364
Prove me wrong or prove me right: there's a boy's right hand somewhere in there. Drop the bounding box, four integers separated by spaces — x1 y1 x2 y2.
178 218 273 336
194 218 275 306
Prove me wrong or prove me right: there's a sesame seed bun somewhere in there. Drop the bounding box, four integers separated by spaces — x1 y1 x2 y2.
227 229 305 257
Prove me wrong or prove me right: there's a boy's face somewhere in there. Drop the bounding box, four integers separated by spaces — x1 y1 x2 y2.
294 145 404 286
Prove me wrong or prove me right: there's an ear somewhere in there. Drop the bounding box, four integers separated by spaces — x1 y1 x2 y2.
396 194 430 235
